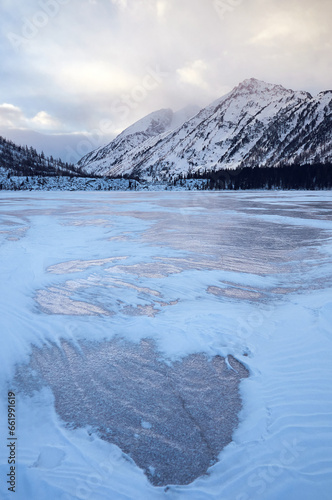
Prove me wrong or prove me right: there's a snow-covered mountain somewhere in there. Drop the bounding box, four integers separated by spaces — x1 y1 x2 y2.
77 105 200 177
78 78 332 180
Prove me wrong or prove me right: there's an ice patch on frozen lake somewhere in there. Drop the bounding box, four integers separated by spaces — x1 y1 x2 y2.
15 338 249 486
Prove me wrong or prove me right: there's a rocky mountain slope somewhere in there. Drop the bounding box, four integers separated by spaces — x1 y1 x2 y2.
77 78 332 180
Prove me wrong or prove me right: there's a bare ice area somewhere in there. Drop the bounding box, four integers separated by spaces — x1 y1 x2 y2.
1 191 332 499
15 339 249 486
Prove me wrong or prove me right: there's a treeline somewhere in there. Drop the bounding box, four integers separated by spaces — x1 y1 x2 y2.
0 135 80 177
180 163 332 190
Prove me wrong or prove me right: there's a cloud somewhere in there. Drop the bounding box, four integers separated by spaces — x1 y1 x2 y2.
30 111 61 130
0 0 331 161
248 7 326 47
56 61 136 96
177 60 209 89
0 104 24 128
156 1 167 18
110 0 128 10
0 103 62 133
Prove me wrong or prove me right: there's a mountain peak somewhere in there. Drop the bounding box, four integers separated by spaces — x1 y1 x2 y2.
234 78 312 100
118 108 173 140
236 78 289 95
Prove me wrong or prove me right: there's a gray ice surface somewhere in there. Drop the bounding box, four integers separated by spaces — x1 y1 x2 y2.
16 339 249 486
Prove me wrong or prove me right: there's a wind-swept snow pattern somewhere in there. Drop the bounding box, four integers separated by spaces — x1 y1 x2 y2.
1 191 332 500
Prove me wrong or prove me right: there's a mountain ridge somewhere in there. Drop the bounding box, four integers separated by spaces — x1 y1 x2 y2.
0 134 78 178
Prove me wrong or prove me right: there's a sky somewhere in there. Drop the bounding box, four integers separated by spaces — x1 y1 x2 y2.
0 0 331 163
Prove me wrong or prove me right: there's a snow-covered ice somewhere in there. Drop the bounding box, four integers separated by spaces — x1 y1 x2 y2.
0 191 332 499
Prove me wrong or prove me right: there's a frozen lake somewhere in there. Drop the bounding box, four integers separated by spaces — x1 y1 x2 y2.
1 191 332 499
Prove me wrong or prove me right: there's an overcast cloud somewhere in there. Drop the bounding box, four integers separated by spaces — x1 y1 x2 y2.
0 0 331 161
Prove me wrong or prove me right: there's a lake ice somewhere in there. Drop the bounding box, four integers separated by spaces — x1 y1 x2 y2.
0 191 332 500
